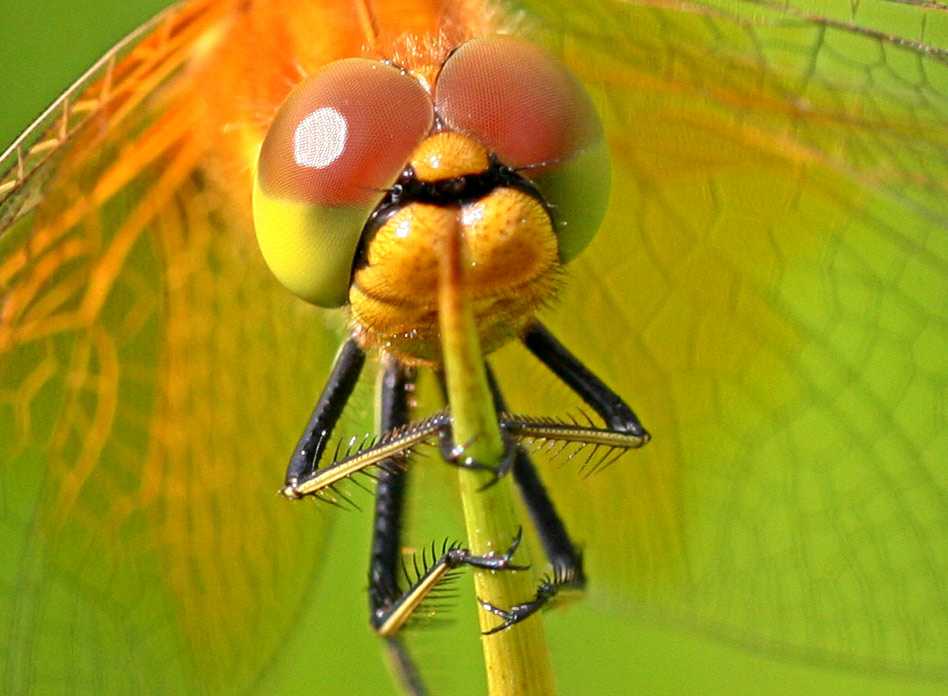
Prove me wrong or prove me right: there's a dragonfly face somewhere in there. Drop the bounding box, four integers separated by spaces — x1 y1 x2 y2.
2 1 948 694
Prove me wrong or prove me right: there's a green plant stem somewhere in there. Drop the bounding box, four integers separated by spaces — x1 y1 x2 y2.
437 219 556 696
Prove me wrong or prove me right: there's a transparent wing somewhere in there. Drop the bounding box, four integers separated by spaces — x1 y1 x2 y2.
0 2 351 693
495 0 948 679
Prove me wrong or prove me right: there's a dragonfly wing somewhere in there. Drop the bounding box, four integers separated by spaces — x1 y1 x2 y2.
0 2 351 693
497 0 948 678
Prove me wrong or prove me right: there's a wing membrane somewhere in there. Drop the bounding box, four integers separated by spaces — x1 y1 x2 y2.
0 1 210 231
496 0 948 677
0 2 350 692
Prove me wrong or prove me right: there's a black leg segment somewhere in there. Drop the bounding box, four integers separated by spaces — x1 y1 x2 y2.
369 354 413 621
485 365 585 585
522 322 648 439
283 336 366 494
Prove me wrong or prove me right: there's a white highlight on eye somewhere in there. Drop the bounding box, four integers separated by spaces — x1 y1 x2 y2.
294 107 348 169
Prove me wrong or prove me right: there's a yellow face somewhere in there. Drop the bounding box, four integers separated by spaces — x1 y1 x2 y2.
350 132 560 364
252 35 611 364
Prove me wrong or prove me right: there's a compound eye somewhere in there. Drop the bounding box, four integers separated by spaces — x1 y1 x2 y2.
434 37 610 263
258 59 433 205
435 36 602 169
254 60 433 306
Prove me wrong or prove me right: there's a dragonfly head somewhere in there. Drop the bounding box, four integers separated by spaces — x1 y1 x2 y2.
252 36 610 365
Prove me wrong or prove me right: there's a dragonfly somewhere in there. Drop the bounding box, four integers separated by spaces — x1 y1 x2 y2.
2 1 947 695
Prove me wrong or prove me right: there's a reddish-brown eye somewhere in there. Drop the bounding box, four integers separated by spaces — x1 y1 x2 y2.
434 36 603 168
257 59 433 206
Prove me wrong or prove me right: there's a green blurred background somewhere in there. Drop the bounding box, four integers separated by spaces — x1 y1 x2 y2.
1 1 945 695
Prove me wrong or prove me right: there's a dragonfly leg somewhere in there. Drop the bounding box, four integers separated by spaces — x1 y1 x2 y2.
522 321 649 440
370 528 529 638
487 365 586 583
282 335 365 496
382 636 429 696
478 578 562 636
471 324 652 633
436 426 517 487
465 366 586 635
369 354 413 627
433 372 517 487
473 463 583 636
281 408 455 500
369 356 430 696
369 359 527 645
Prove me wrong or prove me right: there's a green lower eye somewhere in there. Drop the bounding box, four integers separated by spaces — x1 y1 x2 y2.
252 175 370 307
252 58 435 307
532 135 611 264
